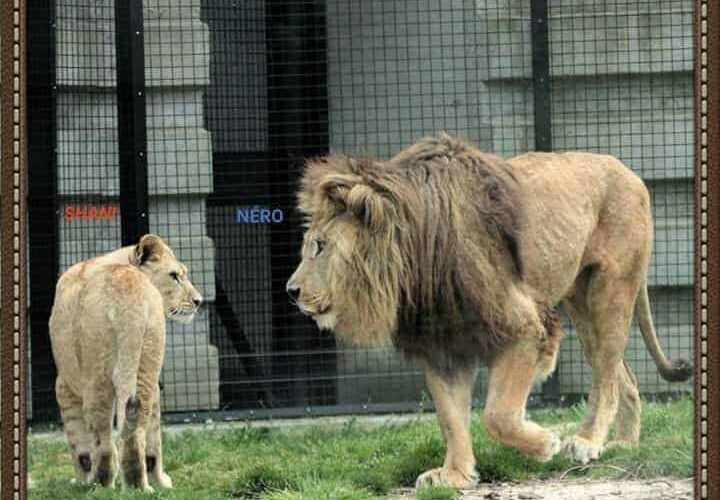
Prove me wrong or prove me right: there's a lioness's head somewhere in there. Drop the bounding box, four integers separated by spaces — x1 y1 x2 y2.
132 234 203 323
286 156 412 347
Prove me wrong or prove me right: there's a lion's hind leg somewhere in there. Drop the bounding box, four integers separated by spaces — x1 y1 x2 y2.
56 377 94 485
483 339 561 462
562 270 640 463
609 361 641 448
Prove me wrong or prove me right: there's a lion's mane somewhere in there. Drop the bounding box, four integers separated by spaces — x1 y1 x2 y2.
298 134 528 368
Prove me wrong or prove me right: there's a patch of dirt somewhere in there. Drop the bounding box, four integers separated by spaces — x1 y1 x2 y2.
391 478 694 500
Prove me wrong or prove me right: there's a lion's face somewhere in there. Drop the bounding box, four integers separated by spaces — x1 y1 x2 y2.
287 215 360 333
133 235 203 323
287 156 411 347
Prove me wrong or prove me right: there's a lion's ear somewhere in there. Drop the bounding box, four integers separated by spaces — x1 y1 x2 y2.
133 234 166 266
304 156 395 231
317 173 359 215
344 183 393 232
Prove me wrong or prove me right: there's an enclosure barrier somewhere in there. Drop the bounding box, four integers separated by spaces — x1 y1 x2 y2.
23 0 694 423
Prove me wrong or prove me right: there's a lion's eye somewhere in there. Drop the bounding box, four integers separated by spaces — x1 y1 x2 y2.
315 240 326 257
170 272 180 283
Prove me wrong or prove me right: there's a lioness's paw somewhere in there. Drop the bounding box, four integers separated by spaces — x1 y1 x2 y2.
561 435 602 464
153 471 173 489
415 467 478 489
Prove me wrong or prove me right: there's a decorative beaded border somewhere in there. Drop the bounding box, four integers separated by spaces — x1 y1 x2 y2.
0 0 27 498
696 0 712 498
0 1 714 500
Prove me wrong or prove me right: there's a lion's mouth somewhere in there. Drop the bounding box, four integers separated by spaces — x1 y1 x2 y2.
296 303 330 317
168 306 199 323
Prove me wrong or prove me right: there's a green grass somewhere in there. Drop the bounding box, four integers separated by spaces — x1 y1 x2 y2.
28 398 693 500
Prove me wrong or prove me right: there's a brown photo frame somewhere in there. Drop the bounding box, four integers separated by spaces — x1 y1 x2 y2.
695 0 718 498
0 0 717 499
1 0 28 498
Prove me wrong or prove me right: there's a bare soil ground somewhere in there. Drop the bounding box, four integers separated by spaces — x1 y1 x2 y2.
391 478 694 500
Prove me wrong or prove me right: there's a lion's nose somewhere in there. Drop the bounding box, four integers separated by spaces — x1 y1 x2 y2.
286 284 300 302
193 297 203 307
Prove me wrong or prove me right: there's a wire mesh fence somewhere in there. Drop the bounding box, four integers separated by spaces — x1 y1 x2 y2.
25 0 694 423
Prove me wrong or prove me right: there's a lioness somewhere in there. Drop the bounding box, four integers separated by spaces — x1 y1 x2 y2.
49 234 202 491
287 134 692 488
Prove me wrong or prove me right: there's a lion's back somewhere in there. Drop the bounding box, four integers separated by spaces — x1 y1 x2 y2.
50 263 163 394
506 151 652 302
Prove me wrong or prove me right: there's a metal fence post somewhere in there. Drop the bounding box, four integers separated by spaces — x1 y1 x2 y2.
27 0 60 422
115 0 149 245
531 0 561 404
531 0 552 152
265 0 333 408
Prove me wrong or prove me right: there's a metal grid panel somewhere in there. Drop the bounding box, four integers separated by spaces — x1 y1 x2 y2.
547 0 694 396
25 0 694 421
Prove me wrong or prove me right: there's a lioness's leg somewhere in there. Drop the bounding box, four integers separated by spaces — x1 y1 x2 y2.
82 376 118 488
56 377 94 484
145 388 172 489
483 339 560 461
415 364 478 489
562 274 638 463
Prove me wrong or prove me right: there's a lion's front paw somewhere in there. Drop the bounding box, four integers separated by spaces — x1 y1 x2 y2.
561 435 602 464
536 433 562 462
152 471 173 489
415 467 478 489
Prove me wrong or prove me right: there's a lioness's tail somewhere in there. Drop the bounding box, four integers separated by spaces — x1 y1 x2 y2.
120 396 140 439
636 281 693 382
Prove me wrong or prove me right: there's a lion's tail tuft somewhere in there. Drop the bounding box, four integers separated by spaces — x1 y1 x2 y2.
636 281 693 382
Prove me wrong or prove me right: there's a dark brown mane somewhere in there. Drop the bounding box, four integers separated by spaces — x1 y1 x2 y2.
298 134 527 367
389 134 526 367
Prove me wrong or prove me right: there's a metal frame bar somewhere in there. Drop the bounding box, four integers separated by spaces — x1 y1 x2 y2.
531 0 552 152
265 0 334 407
115 0 149 245
160 390 675 425
26 0 59 422
530 0 560 403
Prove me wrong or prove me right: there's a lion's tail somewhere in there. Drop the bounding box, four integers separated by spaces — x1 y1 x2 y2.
636 280 693 382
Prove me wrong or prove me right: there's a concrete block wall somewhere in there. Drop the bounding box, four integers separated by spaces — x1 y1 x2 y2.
55 0 219 412
478 0 694 394
326 0 496 405
325 0 694 403
326 0 493 160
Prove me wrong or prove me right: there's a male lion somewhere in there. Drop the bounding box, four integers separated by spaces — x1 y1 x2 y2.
287 134 692 488
49 234 202 491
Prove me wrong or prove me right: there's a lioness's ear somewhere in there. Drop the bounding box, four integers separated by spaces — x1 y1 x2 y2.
133 234 166 266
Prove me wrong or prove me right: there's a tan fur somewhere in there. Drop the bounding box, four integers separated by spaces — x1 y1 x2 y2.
288 134 692 488
49 234 202 491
